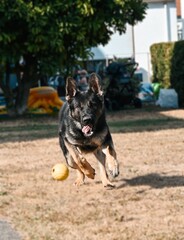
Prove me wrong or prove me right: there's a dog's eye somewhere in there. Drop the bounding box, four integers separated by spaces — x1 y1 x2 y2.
88 101 98 109
87 101 93 107
87 101 91 107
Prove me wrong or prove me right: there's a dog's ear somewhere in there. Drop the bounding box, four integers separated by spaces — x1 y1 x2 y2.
89 73 103 96
66 77 77 101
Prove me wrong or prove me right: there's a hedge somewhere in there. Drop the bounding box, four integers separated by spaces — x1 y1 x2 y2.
150 41 184 107
170 41 184 108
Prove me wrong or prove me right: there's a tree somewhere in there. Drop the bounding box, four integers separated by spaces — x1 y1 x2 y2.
0 0 147 116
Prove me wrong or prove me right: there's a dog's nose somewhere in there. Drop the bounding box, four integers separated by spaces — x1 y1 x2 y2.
83 116 92 125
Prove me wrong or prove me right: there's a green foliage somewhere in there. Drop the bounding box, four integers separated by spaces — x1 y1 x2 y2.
0 0 147 115
150 42 174 88
170 41 184 107
0 0 147 74
150 41 184 107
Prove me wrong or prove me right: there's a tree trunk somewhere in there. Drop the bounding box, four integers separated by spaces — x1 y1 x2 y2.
14 55 38 116
0 55 38 116
15 77 31 115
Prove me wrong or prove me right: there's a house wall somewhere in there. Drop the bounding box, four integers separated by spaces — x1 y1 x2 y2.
98 1 177 82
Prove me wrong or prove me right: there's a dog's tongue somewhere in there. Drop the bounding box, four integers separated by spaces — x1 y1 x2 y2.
82 125 92 136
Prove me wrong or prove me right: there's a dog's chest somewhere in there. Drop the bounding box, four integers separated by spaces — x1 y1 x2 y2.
66 132 104 152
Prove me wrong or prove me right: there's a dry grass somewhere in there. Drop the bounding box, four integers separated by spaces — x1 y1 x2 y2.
1 107 184 240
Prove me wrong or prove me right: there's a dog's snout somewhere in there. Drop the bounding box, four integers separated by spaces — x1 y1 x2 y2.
83 116 92 125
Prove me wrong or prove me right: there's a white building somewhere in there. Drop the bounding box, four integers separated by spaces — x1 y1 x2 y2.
179 0 184 38
91 0 178 82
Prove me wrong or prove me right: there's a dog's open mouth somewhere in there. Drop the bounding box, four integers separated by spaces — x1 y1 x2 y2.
82 125 93 137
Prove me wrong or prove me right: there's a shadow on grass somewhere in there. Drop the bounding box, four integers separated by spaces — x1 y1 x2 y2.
0 107 184 143
108 117 184 133
117 173 184 189
107 106 184 133
0 114 59 144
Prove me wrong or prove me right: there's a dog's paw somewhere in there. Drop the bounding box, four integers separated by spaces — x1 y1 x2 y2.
108 163 119 178
103 180 115 188
74 178 85 186
85 168 95 179
86 170 95 179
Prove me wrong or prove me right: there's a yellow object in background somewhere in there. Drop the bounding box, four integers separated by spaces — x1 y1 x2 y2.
28 86 63 114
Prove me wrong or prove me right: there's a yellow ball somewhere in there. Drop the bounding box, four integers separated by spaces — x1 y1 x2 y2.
52 163 69 181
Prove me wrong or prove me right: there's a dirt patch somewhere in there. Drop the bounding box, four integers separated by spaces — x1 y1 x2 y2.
1 108 184 239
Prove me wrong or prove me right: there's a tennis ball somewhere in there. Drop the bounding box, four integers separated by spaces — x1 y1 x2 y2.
52 163 69 181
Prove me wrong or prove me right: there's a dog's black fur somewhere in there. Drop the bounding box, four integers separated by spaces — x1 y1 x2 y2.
59 73 119 187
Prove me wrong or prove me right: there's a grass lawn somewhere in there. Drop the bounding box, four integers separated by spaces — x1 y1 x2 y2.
0 106 184 240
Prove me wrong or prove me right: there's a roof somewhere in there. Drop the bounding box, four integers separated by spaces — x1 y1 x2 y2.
176 0 181 17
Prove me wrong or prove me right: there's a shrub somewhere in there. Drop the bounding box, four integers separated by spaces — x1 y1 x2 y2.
150 41 184 107
170 41 184 107
150 42 174 88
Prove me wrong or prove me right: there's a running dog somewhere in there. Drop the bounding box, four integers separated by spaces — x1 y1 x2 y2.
58 73 119 187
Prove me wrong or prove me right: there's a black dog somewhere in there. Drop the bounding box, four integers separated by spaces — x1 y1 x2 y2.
59 73 119 187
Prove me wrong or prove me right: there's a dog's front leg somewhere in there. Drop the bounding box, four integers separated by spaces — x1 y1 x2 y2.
64 140 95 180
65 153 85 186
102 144 119 178
94 150 115 188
